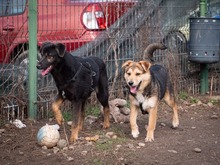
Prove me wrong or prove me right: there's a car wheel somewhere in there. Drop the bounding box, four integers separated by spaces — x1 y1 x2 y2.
165 31 187 53
15 50 41 87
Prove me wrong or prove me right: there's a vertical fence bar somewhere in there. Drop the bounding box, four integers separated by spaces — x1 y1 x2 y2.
28 0 37 119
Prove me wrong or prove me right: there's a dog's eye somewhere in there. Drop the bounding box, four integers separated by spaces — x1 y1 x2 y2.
136 73 141 76
127 72 131 76
47 56 54 62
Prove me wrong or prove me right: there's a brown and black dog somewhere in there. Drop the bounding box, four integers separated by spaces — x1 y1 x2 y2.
37 42 110 142
122 43 179 142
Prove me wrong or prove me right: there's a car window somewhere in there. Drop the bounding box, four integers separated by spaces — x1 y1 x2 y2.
0 0 26 17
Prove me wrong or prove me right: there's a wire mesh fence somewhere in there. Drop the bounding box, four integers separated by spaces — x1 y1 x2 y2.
0 0 220 122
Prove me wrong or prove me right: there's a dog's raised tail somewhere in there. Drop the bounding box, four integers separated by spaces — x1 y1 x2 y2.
143 43 167 62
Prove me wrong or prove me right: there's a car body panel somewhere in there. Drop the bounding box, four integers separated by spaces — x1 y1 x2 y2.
0 0 136 63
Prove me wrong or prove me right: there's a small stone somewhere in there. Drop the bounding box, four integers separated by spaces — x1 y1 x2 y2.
19 151 24 155
168 150 177 154
138 143 145 147
85 115 98 124
207 102 213 107
191 126 196 129
81 151 88 156
197 100 202 105
68 157 74 162
106 132 114 137
210 114 218 119
53 147 60 154
42 146 48 150
0 129 5 134
127 143 134 149
85 135 99 142
48 118 53 122
62 147 68 151
57 139 67 149
119 157 124 161
112 135 117 139
194 148 202 153
168 150 178 154
69 145 74 150
160 123 166 127
105 132 115 138
116 145 122 148
67 121 72 126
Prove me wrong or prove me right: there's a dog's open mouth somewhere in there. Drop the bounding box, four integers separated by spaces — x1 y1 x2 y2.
41 65 53 76
130 86 137 94
128 81 142 94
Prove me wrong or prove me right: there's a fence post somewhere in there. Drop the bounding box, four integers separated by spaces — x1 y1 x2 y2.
28 0 37 119
199 0 208 94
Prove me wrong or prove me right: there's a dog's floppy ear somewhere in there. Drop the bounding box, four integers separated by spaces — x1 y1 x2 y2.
122 60 133 69
138 61 151 72
55 43 66 57
40 42 53 53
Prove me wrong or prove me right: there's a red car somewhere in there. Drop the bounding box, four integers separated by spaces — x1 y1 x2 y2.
0 0 135 64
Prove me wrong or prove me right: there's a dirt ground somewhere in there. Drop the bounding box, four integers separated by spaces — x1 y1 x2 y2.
0 95 220 165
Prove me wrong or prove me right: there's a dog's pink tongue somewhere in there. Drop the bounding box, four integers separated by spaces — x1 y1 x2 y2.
130 86 137 94
41 66 52 76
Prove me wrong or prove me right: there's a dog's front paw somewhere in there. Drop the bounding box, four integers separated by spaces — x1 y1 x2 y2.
69 136 78 143
70 129 78 143
145 132 154 142
131 130 139 138
172 120 179 128
103 121 110 129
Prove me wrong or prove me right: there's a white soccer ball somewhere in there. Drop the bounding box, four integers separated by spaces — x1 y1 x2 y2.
37 124 60 148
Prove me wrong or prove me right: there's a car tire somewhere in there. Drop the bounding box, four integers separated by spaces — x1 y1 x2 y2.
14 50 41 87
165 31 187 53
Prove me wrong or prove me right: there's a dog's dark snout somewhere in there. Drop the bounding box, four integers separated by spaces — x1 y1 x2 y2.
128 81 133 86
36 63 41 69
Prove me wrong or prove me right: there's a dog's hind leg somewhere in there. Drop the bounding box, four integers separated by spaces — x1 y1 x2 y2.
97 92 110 128
79 100 86 131
70 100 83 142
52 95 64 125
96 75 110 129
164 92 179 128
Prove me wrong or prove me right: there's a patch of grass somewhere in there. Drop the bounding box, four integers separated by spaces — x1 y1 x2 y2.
91 127 128 152
178 91 188 100
95 137 126 151
209 99 219 105
110 126 127 138
88 159 103 165
178 91 199 104
85 104 101 117
62 111 72 121
189 96 198 104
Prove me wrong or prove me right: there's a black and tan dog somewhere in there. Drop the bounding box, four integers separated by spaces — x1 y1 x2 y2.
37 42 110 142
122 43 179 142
